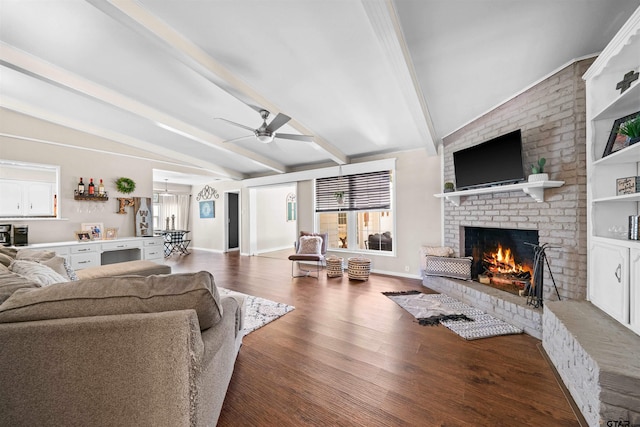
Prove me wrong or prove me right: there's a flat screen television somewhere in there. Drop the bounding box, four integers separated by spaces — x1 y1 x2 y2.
453 129 525 190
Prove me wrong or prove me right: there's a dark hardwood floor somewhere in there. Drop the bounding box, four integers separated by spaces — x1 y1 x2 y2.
166 250 580 426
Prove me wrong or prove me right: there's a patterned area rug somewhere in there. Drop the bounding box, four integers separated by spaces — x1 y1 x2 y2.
218 287 294 335
383 290 523 340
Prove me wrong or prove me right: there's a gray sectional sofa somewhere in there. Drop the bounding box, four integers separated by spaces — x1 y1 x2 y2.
0 247 245 426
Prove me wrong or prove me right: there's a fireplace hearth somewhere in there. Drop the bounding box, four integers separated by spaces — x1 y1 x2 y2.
463 227 538 295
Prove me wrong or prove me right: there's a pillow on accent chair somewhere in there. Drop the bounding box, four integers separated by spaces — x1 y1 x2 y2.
9 260 69 287
297 236 322 255
300 231 328 255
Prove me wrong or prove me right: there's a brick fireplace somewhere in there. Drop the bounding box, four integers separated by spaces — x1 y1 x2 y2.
423 58 592 339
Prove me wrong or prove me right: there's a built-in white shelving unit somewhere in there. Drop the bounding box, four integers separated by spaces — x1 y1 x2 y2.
584 7 640 335
434 180 564 206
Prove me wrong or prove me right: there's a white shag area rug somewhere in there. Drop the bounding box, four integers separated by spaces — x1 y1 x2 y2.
218 287 294 335
383 291 523 340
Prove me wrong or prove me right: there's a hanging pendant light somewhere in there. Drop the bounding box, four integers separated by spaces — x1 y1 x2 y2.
160 179 171 197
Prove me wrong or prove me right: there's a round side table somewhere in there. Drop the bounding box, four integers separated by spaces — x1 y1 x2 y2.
347 257 371 281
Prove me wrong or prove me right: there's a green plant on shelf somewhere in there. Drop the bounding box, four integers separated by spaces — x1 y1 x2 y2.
531 158 546 174
619 116 640 140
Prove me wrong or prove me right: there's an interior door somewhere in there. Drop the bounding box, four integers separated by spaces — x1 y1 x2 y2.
227 192 239 251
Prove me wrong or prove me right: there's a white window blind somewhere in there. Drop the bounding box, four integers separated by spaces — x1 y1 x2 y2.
315 170 391 212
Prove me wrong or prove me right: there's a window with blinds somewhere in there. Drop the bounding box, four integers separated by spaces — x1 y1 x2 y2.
315 170 391 212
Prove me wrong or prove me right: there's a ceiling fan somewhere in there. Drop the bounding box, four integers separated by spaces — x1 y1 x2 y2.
216 109 314 144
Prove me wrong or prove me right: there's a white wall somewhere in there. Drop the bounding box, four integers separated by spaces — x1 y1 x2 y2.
255 184 297 252
190 180 242 252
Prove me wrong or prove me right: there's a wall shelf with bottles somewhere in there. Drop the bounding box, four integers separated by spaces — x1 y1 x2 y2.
74 191 109 201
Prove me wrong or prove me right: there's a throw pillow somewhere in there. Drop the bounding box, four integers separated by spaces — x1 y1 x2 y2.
9 260 69 287
0 270 40 305
297 236 322 255
419 246 455 272
41 256 79 281
300 231 328 254
0 271 223 331
0 252 13 268
15 248 56 262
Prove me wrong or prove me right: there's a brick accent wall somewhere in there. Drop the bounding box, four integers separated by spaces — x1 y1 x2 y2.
442 58 594 301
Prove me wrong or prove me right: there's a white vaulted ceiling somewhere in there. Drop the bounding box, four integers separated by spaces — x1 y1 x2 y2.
1 0 639 181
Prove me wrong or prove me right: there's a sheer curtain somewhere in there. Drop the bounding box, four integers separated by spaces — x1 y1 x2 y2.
158 194 192 230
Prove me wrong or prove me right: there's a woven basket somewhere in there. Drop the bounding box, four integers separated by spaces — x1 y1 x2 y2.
347 257 371 281
326 257 344 277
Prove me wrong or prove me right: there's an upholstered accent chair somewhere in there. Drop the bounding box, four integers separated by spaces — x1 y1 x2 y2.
288 231 328 278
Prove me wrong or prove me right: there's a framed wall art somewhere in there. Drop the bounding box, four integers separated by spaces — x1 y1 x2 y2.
199 200 214 219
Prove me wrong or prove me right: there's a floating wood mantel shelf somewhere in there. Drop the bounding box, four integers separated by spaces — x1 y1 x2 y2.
434 180 564 206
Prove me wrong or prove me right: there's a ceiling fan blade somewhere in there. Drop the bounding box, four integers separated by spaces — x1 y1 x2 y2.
265 113 291 132
214 118 255 132
276 133 314 142
222 135 254 144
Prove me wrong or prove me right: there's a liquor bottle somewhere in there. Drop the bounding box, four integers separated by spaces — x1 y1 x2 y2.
88 178 95 195
98 179 105 196
78 177 84 194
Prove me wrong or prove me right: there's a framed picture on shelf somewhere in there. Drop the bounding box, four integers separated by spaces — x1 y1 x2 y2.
104 227 118 240
81 222 104 240
74 231 93 241
603 110 640 157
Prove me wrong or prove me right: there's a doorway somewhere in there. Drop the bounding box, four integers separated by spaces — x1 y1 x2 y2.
226 192 239 252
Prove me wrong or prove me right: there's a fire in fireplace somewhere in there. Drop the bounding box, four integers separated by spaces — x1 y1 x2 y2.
463 227 538 295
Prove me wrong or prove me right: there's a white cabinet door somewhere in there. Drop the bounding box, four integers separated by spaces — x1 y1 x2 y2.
631 248 640 334
589 241 629 324
0 181 22 216
26 182 53 216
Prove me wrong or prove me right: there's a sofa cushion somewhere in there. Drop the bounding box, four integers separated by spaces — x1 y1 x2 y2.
15 248 57 262
9 260 69 287
0 270 40 304
0 252 13 268
75 260 171 280
0 271 223 330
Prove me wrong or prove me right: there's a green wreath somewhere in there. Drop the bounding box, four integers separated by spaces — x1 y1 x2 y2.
115 177 136 194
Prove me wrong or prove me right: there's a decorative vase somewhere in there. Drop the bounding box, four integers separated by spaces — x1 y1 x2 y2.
336 195 344 205
528 173 548 182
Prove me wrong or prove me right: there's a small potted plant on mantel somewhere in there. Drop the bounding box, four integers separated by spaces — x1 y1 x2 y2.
528 158 548 182
443 182 455 193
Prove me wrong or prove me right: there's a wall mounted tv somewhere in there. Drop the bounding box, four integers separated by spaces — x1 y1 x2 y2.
453 129 525 191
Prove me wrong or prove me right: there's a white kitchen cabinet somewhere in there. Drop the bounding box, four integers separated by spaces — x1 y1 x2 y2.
589 241 630 324
631 248 640 334
0 179 54 217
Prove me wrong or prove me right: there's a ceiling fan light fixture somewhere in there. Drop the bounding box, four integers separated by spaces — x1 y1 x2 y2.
255 132 274 144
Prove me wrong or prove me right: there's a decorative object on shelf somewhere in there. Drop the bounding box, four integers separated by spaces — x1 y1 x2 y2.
286 193 296 221
171 214 176 230
630 215 640 240
443 182 455 193
618 114 640 146
603 111 640 157
616 176 640 195
74 230 93 241
196 185 219 201
133 197 152 237
165 216 170 230
199 200 214 219
74 190 109 201
81 222 103 240
77 177 85 195
116 197 134 214
616 69 639 94
104 227 118 240
528 157 548 182
115 177 136 194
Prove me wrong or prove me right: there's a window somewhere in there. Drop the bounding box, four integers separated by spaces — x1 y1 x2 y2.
316 170 393 253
